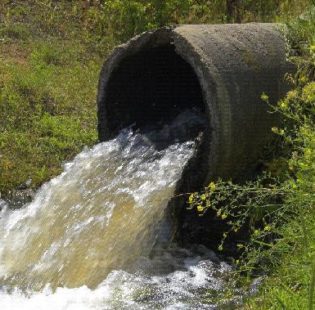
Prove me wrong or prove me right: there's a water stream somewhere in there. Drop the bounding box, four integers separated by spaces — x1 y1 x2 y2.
0 111 234 309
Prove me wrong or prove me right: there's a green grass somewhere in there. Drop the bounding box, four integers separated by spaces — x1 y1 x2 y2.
244 201 315 309
244 121 315 309
0 37 100 194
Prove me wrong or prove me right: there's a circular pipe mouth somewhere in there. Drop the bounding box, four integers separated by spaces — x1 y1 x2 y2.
100 39 207 138
97 29 210 191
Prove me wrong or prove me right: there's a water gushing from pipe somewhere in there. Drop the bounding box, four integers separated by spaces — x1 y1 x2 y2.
0 111 233 309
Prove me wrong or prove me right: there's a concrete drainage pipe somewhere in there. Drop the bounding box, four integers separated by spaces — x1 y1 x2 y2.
97 23 293 185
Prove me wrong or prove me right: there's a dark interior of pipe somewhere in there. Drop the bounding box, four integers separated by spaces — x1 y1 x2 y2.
103 43 209 192
105 44 205 134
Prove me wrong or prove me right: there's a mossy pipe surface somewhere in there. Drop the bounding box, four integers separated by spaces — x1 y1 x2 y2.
97 23 293 184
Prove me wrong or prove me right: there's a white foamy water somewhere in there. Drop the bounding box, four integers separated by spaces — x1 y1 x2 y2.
0 245 232 310
0 114 233 309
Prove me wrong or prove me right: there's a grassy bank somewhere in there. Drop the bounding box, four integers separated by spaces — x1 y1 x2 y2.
0 2 103 195
0 38 100 193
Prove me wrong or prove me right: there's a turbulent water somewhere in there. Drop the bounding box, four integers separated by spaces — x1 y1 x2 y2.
0 112 233 309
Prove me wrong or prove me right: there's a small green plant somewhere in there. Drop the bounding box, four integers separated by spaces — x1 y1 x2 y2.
188 175 287 252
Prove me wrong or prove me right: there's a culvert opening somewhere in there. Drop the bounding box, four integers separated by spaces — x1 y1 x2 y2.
98 41 210 196
103 44 206 137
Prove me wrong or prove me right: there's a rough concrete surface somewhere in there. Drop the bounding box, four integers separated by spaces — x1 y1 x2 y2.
97 23 294 185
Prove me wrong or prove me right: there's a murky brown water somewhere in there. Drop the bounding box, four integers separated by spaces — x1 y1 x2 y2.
0 112 233 309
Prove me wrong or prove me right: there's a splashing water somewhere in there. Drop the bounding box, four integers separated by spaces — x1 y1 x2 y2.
0 112 234 309
0 245 233 310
